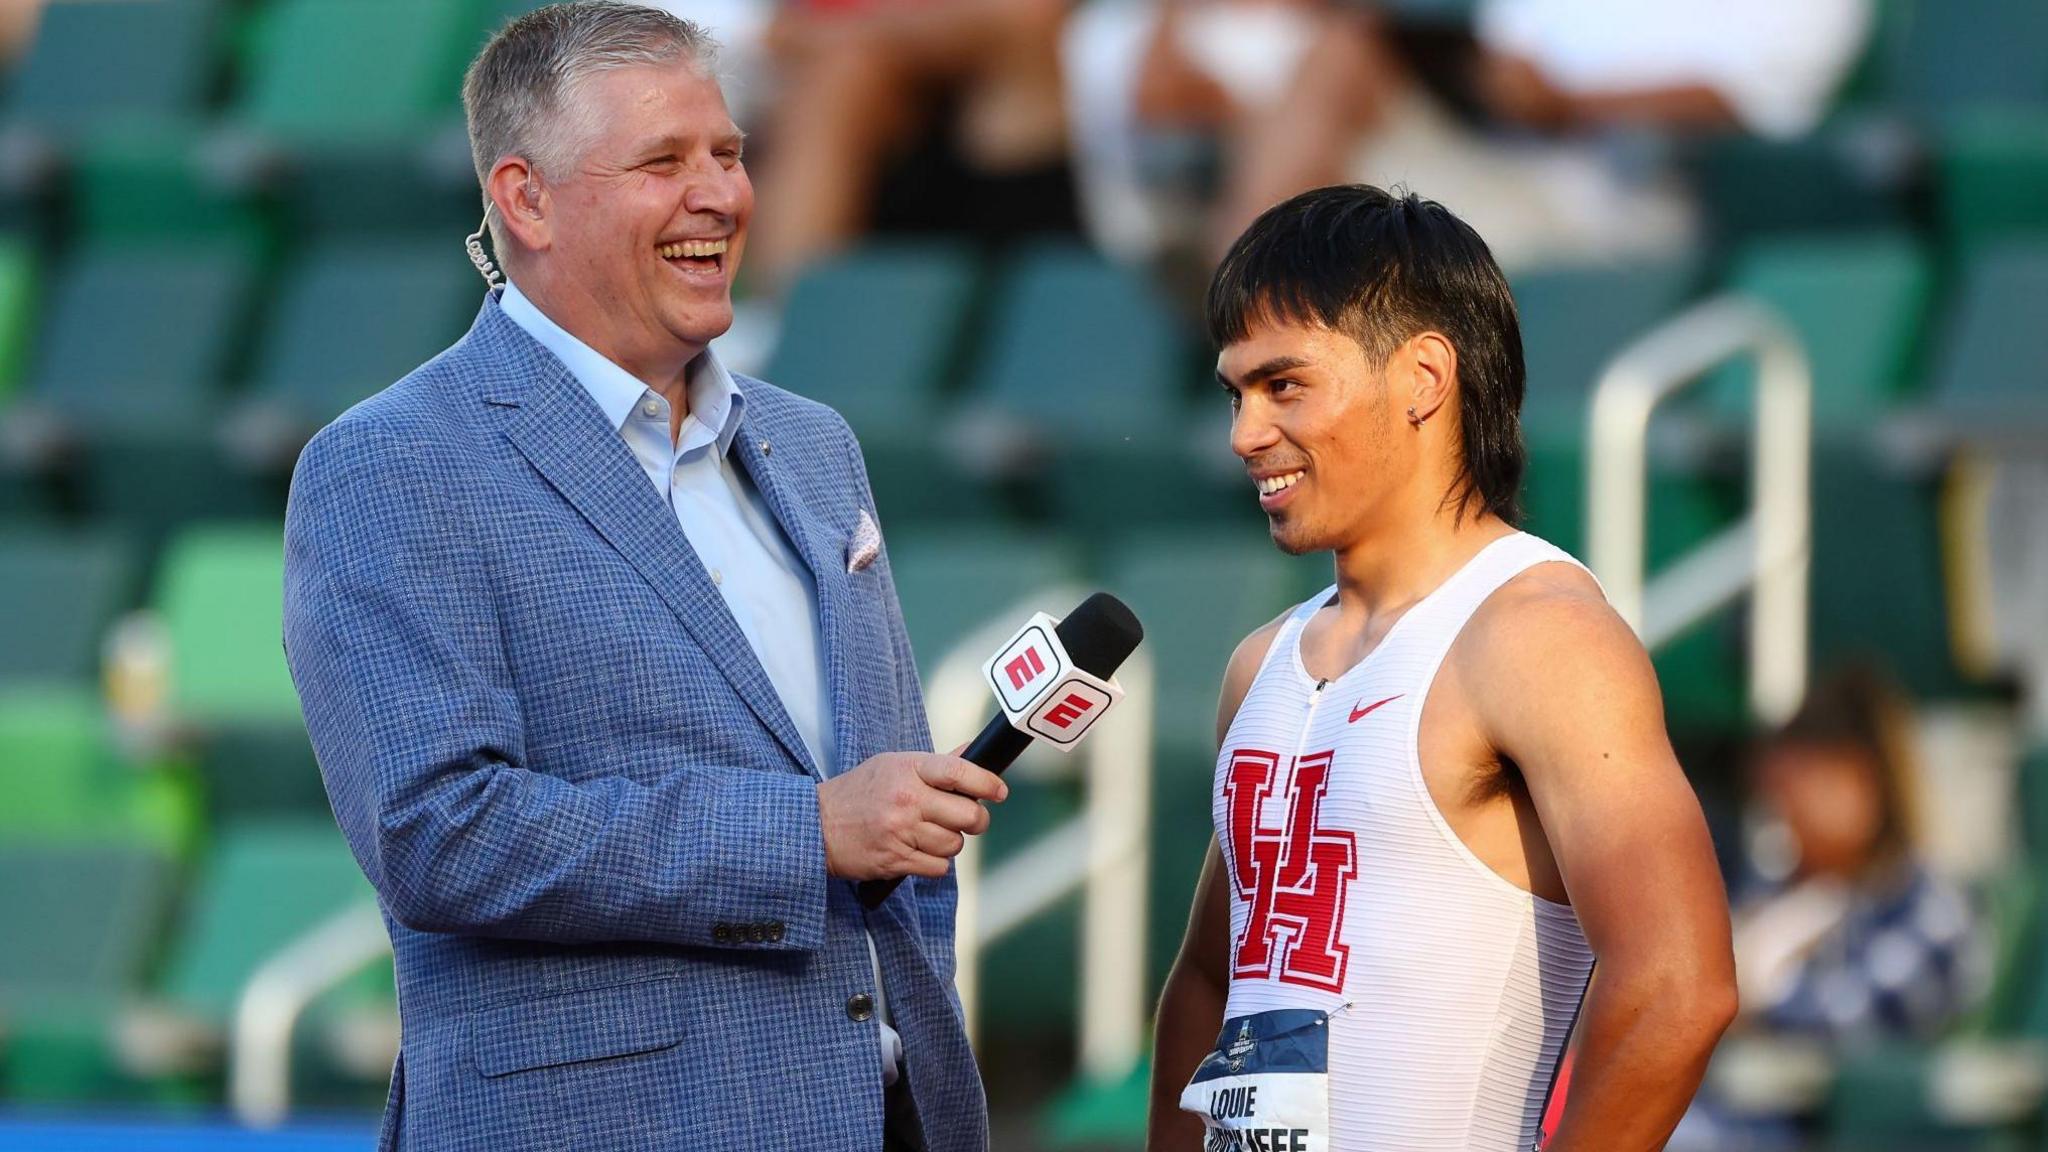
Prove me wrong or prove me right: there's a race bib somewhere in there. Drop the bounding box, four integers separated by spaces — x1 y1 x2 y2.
1179 1008 1333 1152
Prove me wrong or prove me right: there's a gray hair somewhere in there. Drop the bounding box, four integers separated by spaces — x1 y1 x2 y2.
463 2 719 226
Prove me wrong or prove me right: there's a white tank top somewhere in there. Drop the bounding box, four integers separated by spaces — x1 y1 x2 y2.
1211 532 1596 1152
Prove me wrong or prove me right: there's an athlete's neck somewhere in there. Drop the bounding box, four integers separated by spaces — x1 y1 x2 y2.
1327 509 1517 622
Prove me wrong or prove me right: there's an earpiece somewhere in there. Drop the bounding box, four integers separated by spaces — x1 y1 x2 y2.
465 204 504 289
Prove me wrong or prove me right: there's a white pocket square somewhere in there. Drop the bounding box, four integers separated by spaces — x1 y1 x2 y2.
846 509 882 573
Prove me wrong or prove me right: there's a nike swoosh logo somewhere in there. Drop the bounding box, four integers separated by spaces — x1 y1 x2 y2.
1349 695 1403 723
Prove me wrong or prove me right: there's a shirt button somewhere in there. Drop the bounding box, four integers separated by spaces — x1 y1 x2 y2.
641 399 660 417
845 993 875 1023
710 568 723 586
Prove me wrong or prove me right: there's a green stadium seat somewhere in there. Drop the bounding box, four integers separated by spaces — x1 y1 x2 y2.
1932 240 2048 429
1689 132 1910 246
1876 0 2048 116
221 0 483 233
1807 437 1971 700
0 240 267 530
232 237 481 465
1937 110 2048 243
1971 866 2041 1040
1512 259 1696 447
9 240 253 434
0 841 174 1102
234 0 475 146
962 242 1216 530
156 524 327 818
2023 743 2048 868
3 0 222 131
765 242 990 523
887 527 1082 675
0 2 234 245
766 241 980 435
67 125 270 244
157 820 374 1023
966 240 1194 445
1824 1046 2000 1151
0 685 195 852
122 818 390 1102
158 525 292 725
0 527 137 684
1711 232 1934 427
0 236 36 401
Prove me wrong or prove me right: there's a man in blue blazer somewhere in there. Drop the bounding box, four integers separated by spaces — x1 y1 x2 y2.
282 5 1003 1149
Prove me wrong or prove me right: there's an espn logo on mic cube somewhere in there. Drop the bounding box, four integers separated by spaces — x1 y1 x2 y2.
984 616 1122 751
991 624 1062 715
1025 683 1114 746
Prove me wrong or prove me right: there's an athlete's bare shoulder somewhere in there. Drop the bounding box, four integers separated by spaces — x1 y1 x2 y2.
1456 557 1668 749
1216 608 1294 746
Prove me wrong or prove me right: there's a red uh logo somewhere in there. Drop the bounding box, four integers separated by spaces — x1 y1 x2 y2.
1224 748 1357 991
1004 647 1047 690
1042 692 1095 729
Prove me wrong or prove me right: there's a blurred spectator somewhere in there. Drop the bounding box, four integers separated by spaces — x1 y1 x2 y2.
746 0 1079 293
1065 0 1872 269
1731 664 1980 1045
0 0 38 67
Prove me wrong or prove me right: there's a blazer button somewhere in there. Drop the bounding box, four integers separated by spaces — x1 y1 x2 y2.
747 923 767 943
767 921 785 943
713 923 733 944
846 993 875 1023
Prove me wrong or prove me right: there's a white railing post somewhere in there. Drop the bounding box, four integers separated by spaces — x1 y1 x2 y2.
1587 295 1812 724
1078 647 1152 1081
230 900 393 1128
927 587 1152 1081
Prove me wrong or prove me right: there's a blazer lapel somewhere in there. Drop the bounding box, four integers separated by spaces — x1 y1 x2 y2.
474 306 821 778
731 422 861 779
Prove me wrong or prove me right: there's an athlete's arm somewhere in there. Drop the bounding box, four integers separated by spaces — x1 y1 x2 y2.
1146 617 1284 1151
1464 576 1737 1152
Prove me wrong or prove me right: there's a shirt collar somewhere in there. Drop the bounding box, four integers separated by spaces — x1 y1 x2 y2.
499 280 745 458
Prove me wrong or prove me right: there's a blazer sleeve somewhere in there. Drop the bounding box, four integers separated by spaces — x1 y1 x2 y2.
282 418 829 951
834 416 960 989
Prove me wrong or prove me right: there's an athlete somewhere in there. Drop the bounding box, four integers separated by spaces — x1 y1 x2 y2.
1148 185 1737 1152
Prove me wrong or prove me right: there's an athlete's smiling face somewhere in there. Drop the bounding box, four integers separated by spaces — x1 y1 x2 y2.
1218 316 1407 556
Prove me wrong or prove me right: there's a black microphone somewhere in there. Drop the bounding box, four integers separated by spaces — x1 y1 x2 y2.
857 592 1144 909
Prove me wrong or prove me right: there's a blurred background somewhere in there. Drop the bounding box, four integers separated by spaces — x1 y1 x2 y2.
0 0 2042 1148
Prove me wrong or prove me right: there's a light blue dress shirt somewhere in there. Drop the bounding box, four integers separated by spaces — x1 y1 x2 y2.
500 281 833 775
499 281 902 1081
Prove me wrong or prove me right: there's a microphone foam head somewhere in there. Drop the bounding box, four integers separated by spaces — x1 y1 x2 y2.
1055 592 1144 678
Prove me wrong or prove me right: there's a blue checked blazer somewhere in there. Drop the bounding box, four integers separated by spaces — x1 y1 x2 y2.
282 292 987 1152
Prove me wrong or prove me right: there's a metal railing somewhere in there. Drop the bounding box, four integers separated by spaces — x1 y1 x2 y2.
938 587 1155 1082
1587 294 1813 724
230 900 392 1127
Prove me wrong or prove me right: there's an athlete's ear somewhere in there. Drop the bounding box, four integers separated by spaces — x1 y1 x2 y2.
1401 330 1457 427
485 156 551 255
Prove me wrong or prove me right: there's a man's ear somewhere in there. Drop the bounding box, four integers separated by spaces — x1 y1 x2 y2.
485 157 550 255
1402 330 1457 425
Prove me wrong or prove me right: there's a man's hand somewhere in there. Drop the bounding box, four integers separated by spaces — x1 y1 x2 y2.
818 751 1008 880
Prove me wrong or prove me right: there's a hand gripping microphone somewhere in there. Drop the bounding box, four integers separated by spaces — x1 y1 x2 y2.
857 592 1144 909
